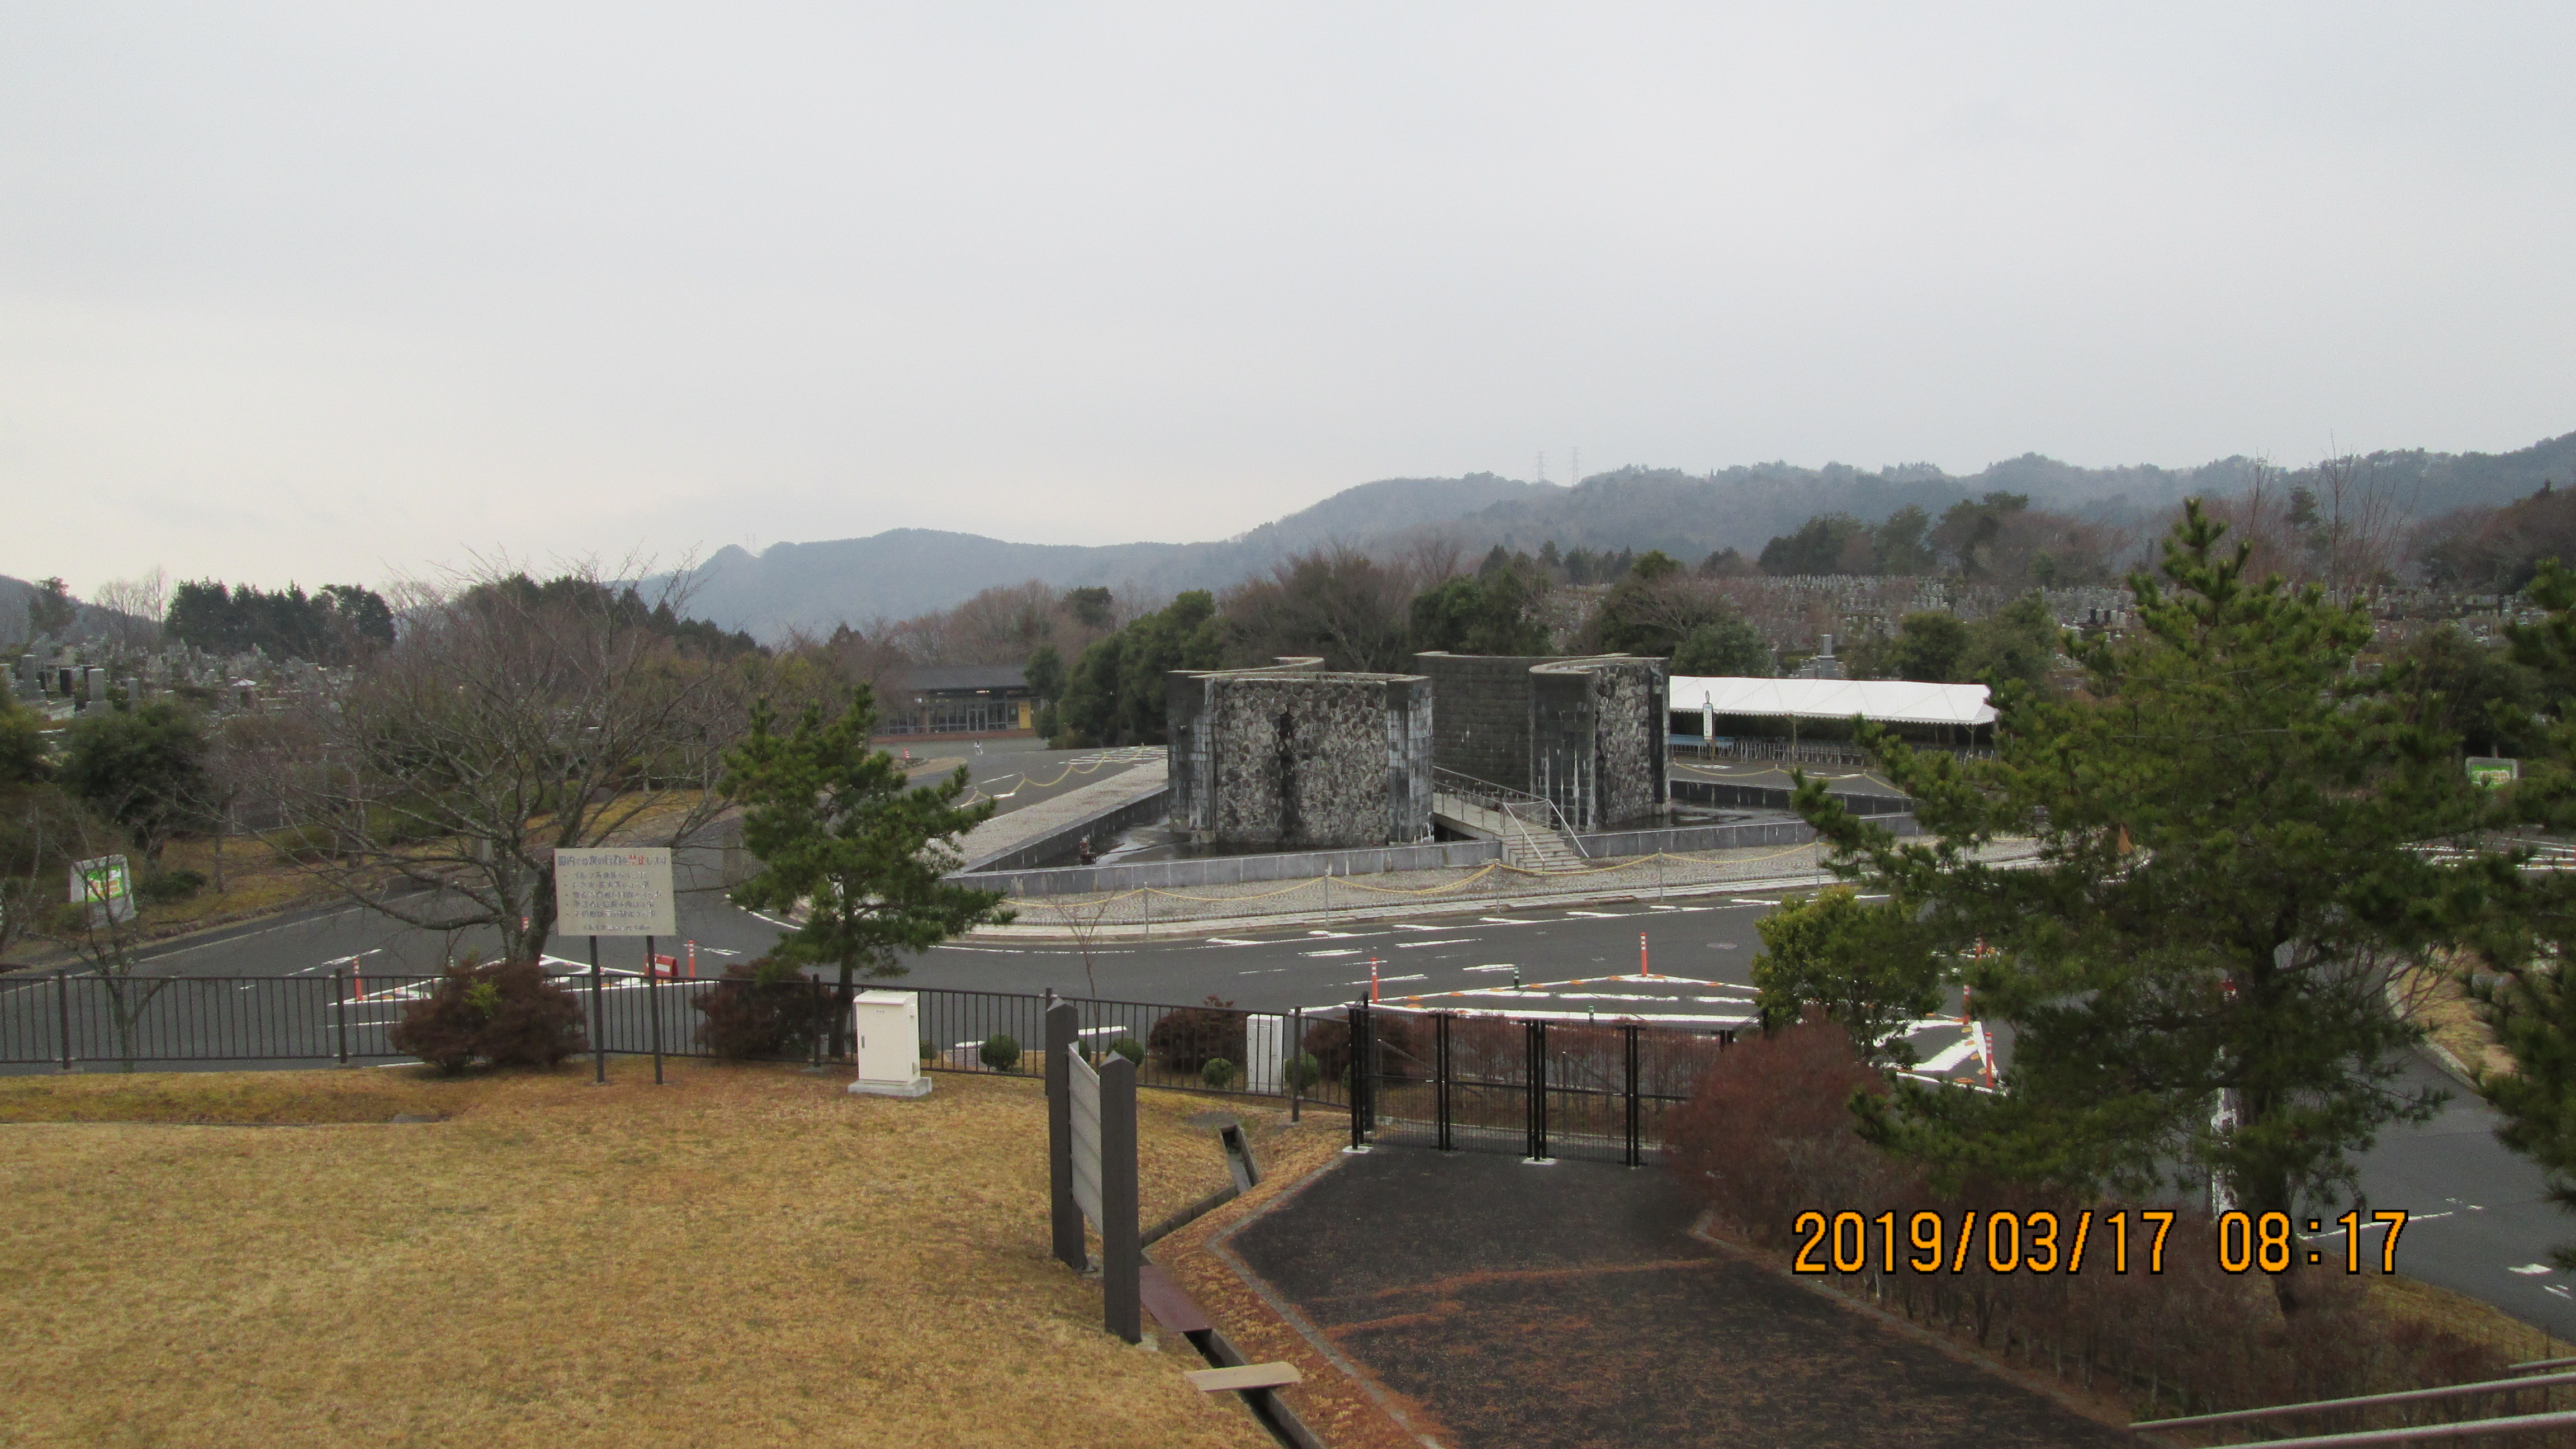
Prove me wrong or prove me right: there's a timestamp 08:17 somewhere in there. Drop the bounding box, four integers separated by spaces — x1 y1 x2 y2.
1789 1208 2411 1276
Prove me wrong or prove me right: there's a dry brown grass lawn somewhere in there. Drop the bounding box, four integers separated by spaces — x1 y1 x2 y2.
2396 957 2514 1080
137 833 338 933
0 1060 1276 1449
2369 1274 2576 1366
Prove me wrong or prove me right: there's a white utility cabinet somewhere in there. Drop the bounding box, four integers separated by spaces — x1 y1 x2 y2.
849 989 931 1098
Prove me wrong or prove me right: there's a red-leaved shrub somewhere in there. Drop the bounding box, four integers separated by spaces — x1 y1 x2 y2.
1301 1009 1422 1085
1149 995 1247 1076
691 958 835 1060
1663 1010 2509 1421
389 958 588 1074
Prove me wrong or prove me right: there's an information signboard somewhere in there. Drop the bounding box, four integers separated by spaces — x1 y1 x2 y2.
552 847 676 937
69 854 134 926
2468 757 2521 789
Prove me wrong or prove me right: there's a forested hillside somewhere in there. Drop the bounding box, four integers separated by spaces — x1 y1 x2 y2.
646 432 2568 636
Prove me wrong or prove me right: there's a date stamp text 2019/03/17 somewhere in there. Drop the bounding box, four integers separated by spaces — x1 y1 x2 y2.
1789 1209 2410 1276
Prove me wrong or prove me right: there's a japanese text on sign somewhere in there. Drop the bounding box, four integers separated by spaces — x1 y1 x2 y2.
553 847 676 936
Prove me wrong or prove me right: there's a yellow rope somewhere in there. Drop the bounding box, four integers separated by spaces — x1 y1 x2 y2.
960 748 1153 804
1322 864 1504 896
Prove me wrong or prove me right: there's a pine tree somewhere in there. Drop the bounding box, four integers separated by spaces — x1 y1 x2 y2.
2466 560 2576 1263
1800 501 2503 1311
723 686 1010 1056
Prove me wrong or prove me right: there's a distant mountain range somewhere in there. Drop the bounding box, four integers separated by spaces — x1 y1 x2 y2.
19 434 2571 647
663 432 2576 638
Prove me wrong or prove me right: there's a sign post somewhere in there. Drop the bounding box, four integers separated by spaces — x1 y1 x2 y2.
554 849 677 1086
1048 1000 1140 1343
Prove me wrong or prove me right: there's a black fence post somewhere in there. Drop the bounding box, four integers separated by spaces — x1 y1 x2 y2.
1622 1024 1641 1167
1101 1053 1142 1344
1435 1012 1454 1151
333 967 350 1067
589 939 606 1085
809 975 826 1070
1348 1004 1373 1152
647 936 665 1086
1525 1019 1550 1163
1045 1001 1084 1271
55 968 72 1073
1289 1006 1303 1123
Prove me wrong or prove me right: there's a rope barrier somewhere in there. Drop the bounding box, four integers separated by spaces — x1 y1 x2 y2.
959 746 1159 805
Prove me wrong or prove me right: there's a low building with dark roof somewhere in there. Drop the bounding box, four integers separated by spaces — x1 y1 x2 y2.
875 664 1036 738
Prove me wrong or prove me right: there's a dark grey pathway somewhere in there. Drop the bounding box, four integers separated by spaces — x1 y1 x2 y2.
1228 1150 2135 1449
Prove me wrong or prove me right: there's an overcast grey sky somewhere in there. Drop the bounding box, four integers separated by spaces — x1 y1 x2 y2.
4 4 2570 595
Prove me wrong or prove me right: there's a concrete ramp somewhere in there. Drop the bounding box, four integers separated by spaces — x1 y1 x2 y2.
954 759 1169 873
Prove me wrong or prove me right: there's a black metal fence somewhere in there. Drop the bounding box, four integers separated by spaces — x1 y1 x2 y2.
0 967 1344 1116
0 970 1729 1163
1344 1002 1731 1165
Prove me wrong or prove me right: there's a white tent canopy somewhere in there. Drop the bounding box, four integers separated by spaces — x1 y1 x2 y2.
1671 675 1997 728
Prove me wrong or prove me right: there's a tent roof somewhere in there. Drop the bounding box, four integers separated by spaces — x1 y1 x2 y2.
1671 675 1997 728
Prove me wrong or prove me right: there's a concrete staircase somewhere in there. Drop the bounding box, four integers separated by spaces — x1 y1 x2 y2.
1503 824 1588 874
1432 792 1588 874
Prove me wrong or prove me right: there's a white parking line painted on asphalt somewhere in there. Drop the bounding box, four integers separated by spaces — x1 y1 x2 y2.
1205 938 1269 946
1563 910 1631 918
1729 899 1780 906
748 912 796 931
1349 974 1426 986
2303 1211 2453 1240
1478 917 1541 926
1303 949 1362 958
1393 939 1475 949
1389 923 1448 931
1462 964 1516 973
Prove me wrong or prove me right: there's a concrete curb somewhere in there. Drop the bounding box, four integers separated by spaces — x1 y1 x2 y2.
2419 1039 2485 1093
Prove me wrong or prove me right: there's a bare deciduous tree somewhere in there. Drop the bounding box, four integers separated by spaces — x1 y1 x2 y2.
24 793 172 1069
89 567 168 657
263 562 763 964
2201 454 2419 593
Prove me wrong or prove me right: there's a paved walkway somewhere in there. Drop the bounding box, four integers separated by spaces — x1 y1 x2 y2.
952 754 1166 869
1221 1150 2135 1449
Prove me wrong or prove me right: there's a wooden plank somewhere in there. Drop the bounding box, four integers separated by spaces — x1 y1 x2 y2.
1185 1362 1303 1393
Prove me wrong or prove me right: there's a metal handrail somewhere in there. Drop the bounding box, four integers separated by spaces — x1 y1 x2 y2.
1431 768 1592 860
2174 1409 2576 1448
2132 1367 2576 1431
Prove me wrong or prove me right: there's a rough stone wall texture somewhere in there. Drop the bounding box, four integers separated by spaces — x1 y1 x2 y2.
1531 657 1667 831
1168 672 1432 849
